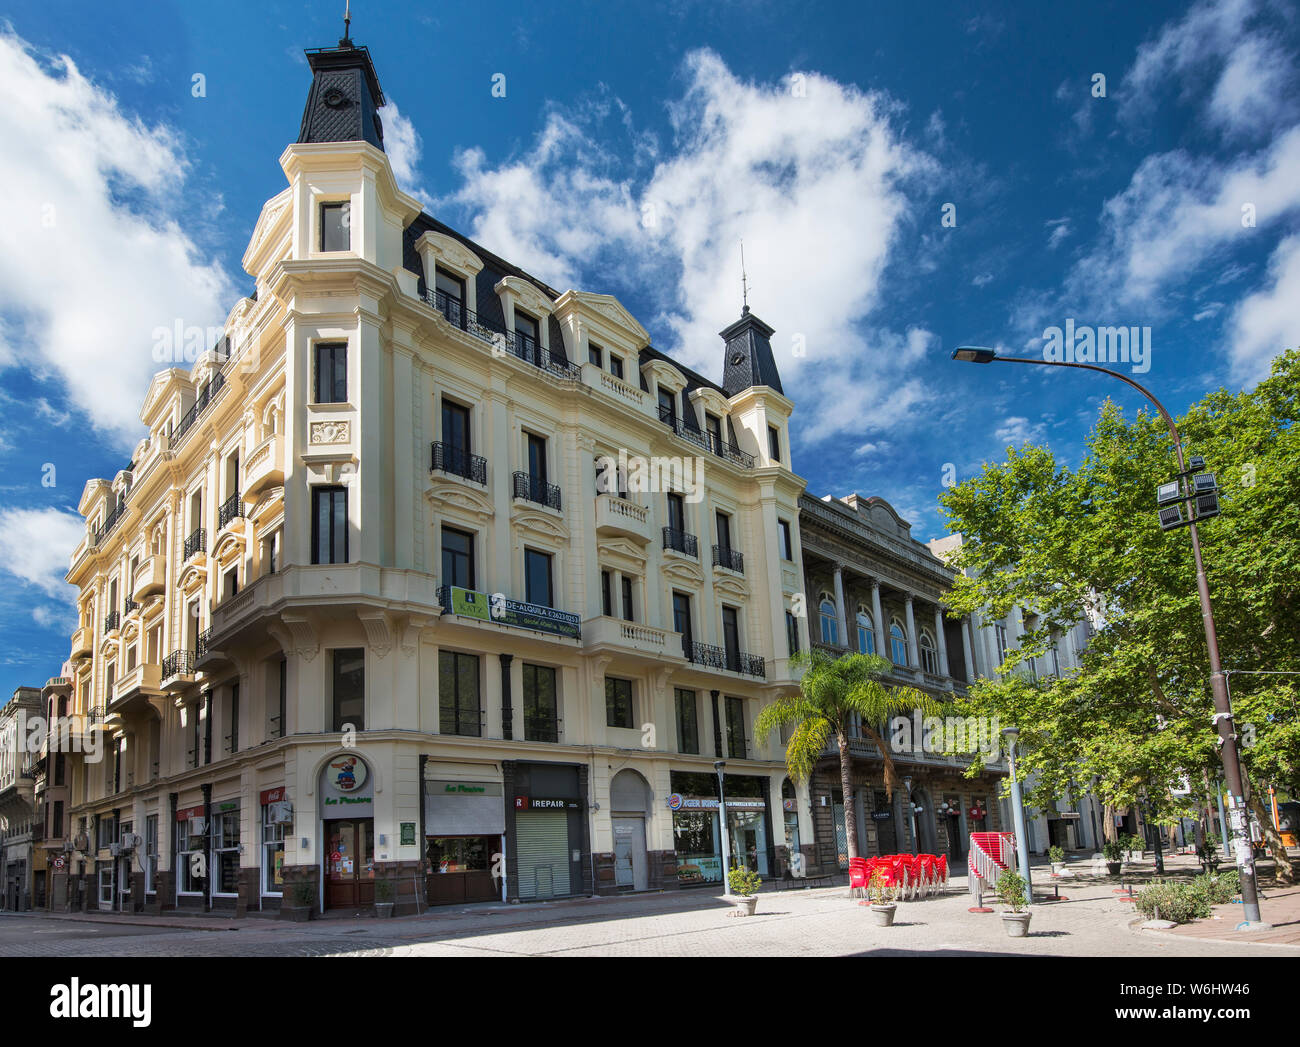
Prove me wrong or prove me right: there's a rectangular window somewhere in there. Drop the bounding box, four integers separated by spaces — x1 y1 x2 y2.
768 424 781 462
601 570 613 617
524 548 553 607
786 610 800 656
778 519 792 560
609 355 624 380
144 814 157 894
226 682 239 755
675 689 699 755
666 492 685 534
620 575 634 622
995 623 1008 668
722 605 741 671
588 342 603 367
439 651 480 737
213 810 240 895
262 805 286 896
52 800 64 838
441 399 471 454
175 817 204 894
605 677 634 730
523 664 559 743
320 201 350 252
314 342 347 404
515 312 540 361
716 511 732 552
434 268 465 327
272 658 287 739
658 388 676 425
441 527 475 590
332 648 365 733
673 591 693 659
223 566 238 599
526 432 548 486
311 486 347 564
705 413 722 453
726 696 747 759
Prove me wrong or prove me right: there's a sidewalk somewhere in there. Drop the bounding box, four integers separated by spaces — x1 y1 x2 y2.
1151 881 1300 949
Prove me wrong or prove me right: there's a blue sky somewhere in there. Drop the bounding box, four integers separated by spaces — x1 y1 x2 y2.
1 0 1298 695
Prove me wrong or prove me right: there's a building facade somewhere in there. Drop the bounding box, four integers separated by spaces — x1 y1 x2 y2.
57 35 811 916
0 688 43 910
795 495 1008 875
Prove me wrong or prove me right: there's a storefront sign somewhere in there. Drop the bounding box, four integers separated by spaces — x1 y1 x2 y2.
444 586 581 639
176 805 204 823
217 801 238 813
666 795 765 811
319 754 374 818
782 799 796 812
260 786 287 806
326 754 368 793
514 796 580 810
400 822 416 846
430 780 502 796
871 811 893 821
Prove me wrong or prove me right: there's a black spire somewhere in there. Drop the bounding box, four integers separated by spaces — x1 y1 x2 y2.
720 308 783 396
297 23 386 152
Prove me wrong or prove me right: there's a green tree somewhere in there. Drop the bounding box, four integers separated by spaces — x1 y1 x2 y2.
939 348 1300 879
754 649 938 860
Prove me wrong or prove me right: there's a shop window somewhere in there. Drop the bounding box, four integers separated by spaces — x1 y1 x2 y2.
213 810 240 896
145 814 158 894
605 677 634 730
262 806 285 896
175 818 205 895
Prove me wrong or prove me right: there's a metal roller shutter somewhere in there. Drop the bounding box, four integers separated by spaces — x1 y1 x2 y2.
515 811 570 899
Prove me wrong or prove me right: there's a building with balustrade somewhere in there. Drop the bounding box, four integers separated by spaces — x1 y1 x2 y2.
58 32 811 916
0 687 43 910
795 495 1010 873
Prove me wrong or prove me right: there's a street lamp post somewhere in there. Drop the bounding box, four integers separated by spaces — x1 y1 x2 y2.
953 346 1268 929
903 775 918 855
714 760 731 892
1001 726 1034 905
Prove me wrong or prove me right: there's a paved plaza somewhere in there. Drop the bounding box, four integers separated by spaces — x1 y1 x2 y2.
2 855 1295 957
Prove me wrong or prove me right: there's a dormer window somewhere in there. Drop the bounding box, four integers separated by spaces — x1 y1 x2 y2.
609 355 624 380
657 388 676 426
434 269 465 328
588 342 604 367
320 202 350 252
705 413 723 455
514 311 540 362
768 425 782 463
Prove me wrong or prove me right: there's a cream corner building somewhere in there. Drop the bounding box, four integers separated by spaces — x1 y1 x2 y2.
57 36 810 914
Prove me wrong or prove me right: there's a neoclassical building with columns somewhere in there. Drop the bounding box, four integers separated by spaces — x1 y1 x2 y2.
54 34 814 916
796 493 1009 872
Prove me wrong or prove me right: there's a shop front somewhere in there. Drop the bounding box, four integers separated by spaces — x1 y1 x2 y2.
504 761 589 901
319 753 375 911
423 772 505 905
669 772 773 886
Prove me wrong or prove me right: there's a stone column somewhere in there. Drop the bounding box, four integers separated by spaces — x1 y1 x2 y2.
960 616 975 683
904 594 920 671
832 564 848 648
870 580 886 657
933 607 950 677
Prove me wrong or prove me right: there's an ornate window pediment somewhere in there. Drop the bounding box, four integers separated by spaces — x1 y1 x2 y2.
510 505 570 543
595 536 647 569
176 561 208 595
427 481 495 523
661 557 704 587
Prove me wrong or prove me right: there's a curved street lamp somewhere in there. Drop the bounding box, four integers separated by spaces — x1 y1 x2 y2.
953 346 1267 929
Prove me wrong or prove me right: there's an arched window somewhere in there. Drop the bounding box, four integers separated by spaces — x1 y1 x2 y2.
856 611 875 655
919 631 937 674
889 620 908 666
819 598 839 646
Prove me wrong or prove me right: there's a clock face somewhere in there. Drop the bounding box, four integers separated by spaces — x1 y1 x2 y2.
730 353 744 366
323 87 346 109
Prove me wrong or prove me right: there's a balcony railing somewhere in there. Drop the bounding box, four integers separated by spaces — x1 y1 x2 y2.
426 289 580 380
683 641 765 678
706 430 756 469
169 369 226 450
712 544 745 573
103 610 120 633
662 527 698 557
183 528 206 560
196 628 211 659
431 442 487 485
87 706 105 724
123 598 139 616
92 499 128 546
513 471 562 511
524 715 562 744
218 492 243 530
658 404 711 452
161 650 193 681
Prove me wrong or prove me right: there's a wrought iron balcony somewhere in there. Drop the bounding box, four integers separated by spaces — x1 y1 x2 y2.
87 706 105 724
196 628 211 659
218 492 243 530
183 527 206 560
161 649 194 681
706 430 756 469
662 527 698 557
103 610 120 633
426 288 580 380
513 471 562 510
431 442 487 484
657 404 710 451
712 544 745 573
123 598 139 616
169 369 226 450
683 641 765 678
92 499 128 546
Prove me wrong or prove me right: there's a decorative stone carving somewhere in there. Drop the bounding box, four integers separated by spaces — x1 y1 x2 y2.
310 420 350 445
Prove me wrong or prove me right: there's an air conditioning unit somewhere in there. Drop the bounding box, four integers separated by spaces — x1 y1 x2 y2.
72 832 90 852
268 801 293 825
109 843 121 857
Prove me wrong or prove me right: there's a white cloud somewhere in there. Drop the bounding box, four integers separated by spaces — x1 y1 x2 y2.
1193 301 1225 321
972 271 995 287
383 99 433 209
1228 234 1300 381
0 30 238 450
994 416 1046 447
0 506 84 601
444 49 933 445
1046 218 1071 250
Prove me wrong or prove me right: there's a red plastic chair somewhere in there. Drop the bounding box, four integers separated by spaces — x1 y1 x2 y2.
935 854 949 893
848 856 869 898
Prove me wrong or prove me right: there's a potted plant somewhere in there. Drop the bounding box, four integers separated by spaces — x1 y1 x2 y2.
1122 833 1144 863
996 870 1031 937
1048 845 1065 875
726 867 761 916
866 867 899 926
285 880 315 922
1196 835 1222 874
1102 839 1123 876
374 878 395 918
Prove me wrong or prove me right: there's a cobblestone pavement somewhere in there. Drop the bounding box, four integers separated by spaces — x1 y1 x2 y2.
3 857 1294 957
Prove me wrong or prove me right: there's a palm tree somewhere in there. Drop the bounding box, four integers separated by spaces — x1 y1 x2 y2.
755 649 940 861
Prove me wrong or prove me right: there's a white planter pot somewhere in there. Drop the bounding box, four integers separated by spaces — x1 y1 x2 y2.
1051 862 1065 875
870 903 897 927
727 895 757 917
1002 912 1032 938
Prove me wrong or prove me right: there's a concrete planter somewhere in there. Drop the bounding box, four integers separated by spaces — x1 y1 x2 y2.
375 902 394 918
870 903 897 927
282 906 312 923
1106 861 1123 876
726 895 758 917
1051 862 1065 875
1002 912 1032 938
